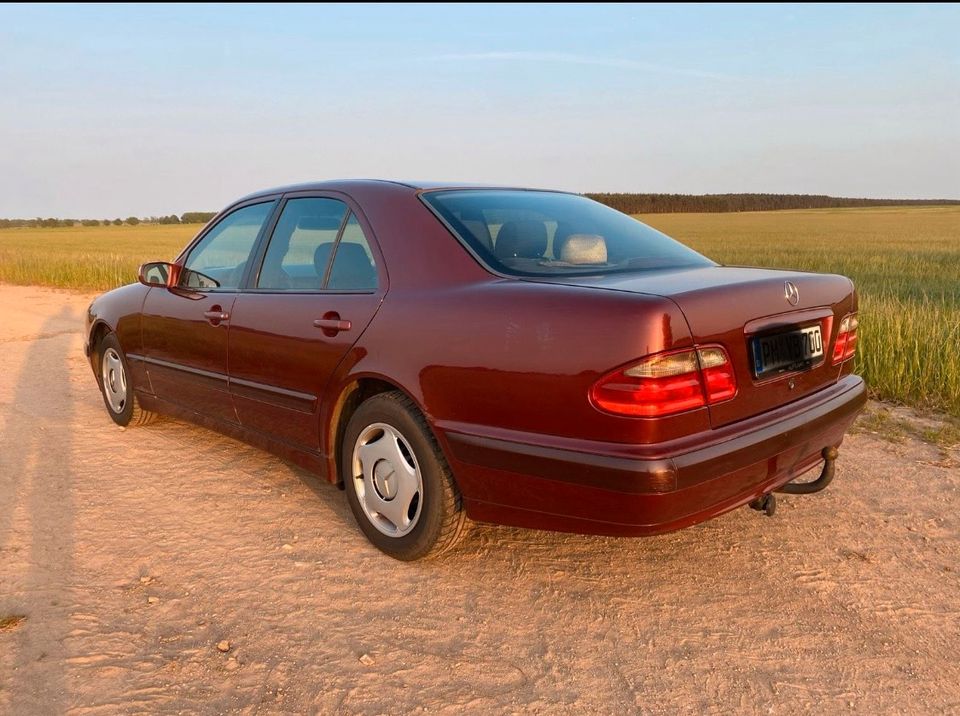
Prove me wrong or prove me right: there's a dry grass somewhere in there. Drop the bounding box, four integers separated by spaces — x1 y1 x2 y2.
0 223 196 291
0 614 27 632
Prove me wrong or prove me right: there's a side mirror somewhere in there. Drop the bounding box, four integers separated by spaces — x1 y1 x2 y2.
138 261 177 288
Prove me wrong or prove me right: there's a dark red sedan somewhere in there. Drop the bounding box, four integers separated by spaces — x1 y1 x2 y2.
85 181 865 560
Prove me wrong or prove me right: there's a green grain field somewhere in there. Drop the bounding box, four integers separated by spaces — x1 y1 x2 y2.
1 206 958 416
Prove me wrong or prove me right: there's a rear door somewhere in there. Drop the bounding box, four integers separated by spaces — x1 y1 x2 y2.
227 194 386 449
139 200 277 423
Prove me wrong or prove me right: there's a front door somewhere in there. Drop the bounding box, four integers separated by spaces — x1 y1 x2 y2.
139 200 276 423
227 195 386 448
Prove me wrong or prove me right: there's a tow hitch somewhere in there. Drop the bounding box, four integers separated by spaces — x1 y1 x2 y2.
749 446 839 517
776 446 839 495
749 493 777 516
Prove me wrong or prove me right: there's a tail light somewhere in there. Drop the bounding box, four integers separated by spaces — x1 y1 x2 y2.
590 346 737 418
832 314 859 364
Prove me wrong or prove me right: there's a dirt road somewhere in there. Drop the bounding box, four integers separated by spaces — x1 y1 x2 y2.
1 284 957 714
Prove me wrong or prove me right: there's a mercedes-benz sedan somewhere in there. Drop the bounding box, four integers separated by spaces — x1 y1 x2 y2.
86 181 866 559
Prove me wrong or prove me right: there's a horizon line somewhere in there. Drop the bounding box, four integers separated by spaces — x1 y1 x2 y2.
2 192 959 222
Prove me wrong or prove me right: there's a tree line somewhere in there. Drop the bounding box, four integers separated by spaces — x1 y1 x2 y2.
584 193 960 214
0 211 217 229
2 194 959 228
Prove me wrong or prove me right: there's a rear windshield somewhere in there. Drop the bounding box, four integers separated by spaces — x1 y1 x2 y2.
422 190 714 277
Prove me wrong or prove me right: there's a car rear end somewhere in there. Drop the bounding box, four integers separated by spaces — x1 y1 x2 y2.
421 189 866 535
592 266 865 524
449 267 865 536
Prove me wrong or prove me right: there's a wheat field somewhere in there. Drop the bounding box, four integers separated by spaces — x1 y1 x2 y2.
642 207 960 417
1 206 957 415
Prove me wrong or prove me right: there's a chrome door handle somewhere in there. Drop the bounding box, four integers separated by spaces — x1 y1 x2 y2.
313 318 352 332
203 309 230 325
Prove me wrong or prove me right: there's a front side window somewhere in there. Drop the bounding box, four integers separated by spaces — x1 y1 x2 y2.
256 198 379 292
422 190 714 277
180 202 274 289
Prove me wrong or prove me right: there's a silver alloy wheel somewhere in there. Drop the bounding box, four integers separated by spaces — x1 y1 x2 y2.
101 347 127 413
351 422 423 537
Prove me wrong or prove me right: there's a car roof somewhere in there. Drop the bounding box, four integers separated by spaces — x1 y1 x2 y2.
235 179 570 202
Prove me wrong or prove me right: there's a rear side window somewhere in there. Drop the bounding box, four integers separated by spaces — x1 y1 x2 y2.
256 198 378 292
180 202 274 290
422 190 714 277
327 214 378 291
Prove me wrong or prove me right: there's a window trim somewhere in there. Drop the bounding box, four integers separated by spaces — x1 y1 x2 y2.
318 210 354 288
241 190 387 296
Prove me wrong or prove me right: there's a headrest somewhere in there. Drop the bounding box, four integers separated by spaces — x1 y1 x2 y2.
560 234 607 264
314 242 376 290
494 220 548 259
461 219 493 251
327 243 377 290
314 242 334 277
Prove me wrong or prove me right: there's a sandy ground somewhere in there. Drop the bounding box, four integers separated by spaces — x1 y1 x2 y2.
0 284 958 715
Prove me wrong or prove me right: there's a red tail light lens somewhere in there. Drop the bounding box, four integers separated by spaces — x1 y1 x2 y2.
590 346 737 418
832 314 859 364
697 346 738 402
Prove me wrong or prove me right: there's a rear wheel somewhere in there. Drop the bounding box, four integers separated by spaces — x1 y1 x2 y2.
97 333 157 427
342 391 467 560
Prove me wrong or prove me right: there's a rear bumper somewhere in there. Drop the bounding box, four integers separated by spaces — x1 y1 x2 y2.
440 374 867 536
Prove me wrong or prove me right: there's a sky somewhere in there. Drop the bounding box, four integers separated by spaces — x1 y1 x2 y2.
1 3 958 217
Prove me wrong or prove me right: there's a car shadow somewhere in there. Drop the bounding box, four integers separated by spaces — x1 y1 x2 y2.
0 306 78 714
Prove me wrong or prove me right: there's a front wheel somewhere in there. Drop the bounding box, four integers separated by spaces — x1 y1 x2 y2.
97 333 157 427
342 392 468 560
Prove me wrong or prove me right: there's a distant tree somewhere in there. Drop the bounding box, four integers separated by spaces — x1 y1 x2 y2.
585 193 960 214
81 219 100 226
125 216 140 225
112 218 123 226
180 211 216 224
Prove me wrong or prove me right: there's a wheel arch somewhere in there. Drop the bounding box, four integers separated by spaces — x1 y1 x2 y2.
324 373 449 488
87 319 114 380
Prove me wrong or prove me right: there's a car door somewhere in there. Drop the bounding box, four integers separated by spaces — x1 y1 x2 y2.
227 194 386 448
139 199 277 423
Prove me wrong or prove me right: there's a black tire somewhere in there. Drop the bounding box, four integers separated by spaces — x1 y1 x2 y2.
341 391 468 560
96 333 157 427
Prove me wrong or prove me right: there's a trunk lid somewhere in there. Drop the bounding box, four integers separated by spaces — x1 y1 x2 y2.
530 266 856 427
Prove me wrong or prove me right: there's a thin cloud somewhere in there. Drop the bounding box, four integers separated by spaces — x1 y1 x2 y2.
422 51 741 81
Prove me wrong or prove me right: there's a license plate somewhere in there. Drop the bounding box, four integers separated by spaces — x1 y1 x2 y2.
751 325 823 378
